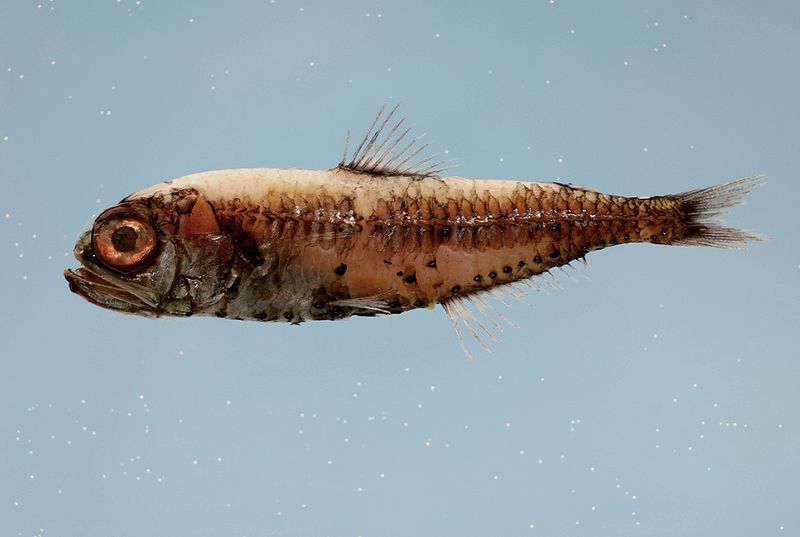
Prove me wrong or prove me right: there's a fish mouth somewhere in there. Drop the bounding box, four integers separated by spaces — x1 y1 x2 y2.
64 266 159 315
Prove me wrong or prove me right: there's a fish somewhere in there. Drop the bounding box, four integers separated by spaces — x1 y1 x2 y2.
65 104 764 357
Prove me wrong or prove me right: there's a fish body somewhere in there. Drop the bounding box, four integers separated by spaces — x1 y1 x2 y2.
65 106 763 351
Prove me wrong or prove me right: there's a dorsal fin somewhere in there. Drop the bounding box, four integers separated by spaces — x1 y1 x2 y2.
338 103 451 178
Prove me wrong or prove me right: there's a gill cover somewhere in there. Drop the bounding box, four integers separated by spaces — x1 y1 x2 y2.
173 196 236 309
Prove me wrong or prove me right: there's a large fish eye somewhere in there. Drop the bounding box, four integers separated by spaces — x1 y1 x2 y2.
92 207 158 274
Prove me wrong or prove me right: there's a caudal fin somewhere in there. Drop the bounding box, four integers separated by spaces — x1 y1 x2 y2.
670 175 766 248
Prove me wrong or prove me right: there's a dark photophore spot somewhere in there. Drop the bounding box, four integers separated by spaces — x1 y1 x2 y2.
473 275 482 282
451 285 461 293
550 250 561 258
488 271 497 279
334 264 347 276
405 274 417 284
503 266 512 273
533 255 542 264
427 259 437 268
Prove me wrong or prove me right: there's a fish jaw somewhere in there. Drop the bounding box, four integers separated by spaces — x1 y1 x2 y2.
63 267 160 316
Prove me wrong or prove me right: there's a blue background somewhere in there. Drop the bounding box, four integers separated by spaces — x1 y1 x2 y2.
2 1 798 536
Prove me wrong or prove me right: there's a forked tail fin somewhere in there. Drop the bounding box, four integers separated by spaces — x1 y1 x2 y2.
670 175 766 248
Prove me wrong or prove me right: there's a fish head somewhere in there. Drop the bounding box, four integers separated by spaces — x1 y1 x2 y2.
65 185 236 317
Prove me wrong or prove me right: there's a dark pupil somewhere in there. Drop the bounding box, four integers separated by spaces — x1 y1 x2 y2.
111 226 138 252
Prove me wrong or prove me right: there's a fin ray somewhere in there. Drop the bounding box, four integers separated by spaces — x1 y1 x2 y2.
339 103 449 178
670 175 767 248
330 296 392 314
440 263 593 360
